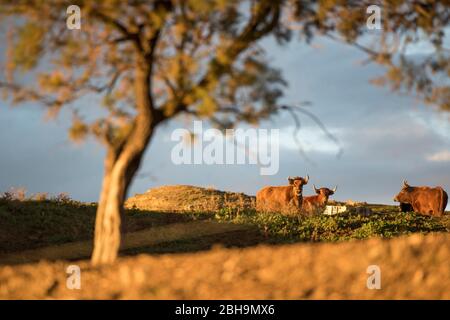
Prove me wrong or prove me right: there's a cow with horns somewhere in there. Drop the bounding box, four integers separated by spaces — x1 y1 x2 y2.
394 180 448 217
256 175 309 214
302 185 337 215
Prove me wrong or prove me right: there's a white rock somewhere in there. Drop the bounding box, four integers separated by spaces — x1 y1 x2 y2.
323 205 347 215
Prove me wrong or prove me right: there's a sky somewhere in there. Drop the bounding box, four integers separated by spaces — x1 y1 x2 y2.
0 32 449 208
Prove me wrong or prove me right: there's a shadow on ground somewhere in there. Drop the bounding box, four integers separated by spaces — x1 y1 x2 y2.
0 199 269 265
1 198 449 266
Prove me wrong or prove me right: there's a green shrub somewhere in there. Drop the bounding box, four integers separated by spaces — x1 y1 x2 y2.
215 209 448 243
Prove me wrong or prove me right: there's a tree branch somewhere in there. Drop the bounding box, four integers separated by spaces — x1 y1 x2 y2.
168 2 282 117
0 81 68 107
91 9 145 54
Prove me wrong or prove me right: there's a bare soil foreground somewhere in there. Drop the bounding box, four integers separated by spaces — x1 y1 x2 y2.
1 233 449 299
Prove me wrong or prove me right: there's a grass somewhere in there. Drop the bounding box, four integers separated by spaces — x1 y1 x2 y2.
0 197 210 254
0 198 96 253
0 185 449 257
214 206 450 243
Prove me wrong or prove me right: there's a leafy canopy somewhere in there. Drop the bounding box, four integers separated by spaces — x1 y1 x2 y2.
292 0 450 111
1 0 289 147
0 0 449 150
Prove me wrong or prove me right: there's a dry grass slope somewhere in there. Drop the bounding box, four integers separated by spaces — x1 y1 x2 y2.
1 233 449 299
125 185 255 212
1 185 449 299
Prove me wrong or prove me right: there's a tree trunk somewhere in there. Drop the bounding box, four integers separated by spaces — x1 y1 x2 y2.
91 59 160 266
91 143 147 265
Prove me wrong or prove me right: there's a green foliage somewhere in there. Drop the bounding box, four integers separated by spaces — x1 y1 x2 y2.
0 0 449 145
293 0 450 111
215 207 449 242
12 22 46 71
0 1 290 146
0 194 448 256
0 198 97 253
68 116 89 143
0 196 211 254
1 187 27 201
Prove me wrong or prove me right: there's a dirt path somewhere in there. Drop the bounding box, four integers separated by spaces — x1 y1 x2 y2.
0 221 250 265
0 233 448 299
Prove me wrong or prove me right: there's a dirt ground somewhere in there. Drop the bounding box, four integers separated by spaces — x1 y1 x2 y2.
0 232 448 299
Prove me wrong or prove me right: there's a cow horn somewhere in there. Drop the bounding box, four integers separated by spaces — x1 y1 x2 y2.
332 185 337 192
314 184 319 193
403 179 409 187
305 174 309 183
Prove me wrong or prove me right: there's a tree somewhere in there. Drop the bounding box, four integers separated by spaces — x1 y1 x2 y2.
0 0 448 265
0 0 290 265
291 0 450 111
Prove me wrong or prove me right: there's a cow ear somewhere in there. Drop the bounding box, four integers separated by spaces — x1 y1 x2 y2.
288 177 294 185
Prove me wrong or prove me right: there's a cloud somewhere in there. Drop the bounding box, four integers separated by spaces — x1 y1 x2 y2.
278 126 342 154
426 150 450 162
409 109 450 141
403 41 436 56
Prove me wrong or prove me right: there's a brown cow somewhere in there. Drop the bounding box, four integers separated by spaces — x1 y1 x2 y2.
394 180 448 217
302 185 337 215
256 175 309 213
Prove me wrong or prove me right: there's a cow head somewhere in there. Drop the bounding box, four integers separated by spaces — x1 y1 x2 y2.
393 180 413 203
313 185 337 197
288 175 309 196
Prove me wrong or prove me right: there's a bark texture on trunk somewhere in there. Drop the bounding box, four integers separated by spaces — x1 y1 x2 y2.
91 60 160 266
91 149 144 265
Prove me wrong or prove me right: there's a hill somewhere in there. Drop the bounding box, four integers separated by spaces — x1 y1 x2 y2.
1 185 449 265
125 185 255 212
